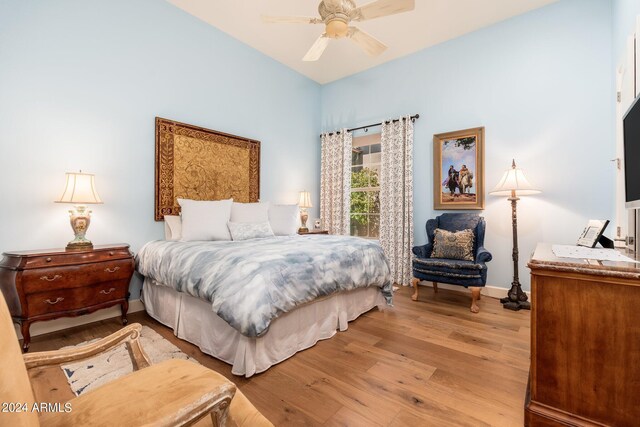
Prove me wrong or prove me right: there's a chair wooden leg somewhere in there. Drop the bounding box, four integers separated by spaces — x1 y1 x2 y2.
411 278 420 301
470 287 481 313
433 282 438 293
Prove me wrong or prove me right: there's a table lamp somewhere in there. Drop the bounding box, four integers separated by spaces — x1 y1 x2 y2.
298 191 312 233
489 160 541 310
55 171 103 250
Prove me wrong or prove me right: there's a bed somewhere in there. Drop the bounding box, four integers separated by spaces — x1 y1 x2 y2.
145 118 392 376
136 235 393 377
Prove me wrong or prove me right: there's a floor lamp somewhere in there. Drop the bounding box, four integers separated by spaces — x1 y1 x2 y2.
489 160 541 311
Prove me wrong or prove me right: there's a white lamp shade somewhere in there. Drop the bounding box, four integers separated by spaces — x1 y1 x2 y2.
56 172 103 204
298 191 312 208
489 162 541 197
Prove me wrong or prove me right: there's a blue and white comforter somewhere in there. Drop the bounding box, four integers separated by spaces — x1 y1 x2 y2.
136 235 392 337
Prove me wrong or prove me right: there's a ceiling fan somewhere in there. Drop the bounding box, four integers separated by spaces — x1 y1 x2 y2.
262 0 415 61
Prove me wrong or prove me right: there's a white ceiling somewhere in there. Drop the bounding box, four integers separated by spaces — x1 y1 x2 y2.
168 0 559 84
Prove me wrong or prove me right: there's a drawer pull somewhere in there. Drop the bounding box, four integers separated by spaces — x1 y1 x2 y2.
40 274 62 282
104 266 120 273
100 288 116 295
45 257 52 263
44 297 64 305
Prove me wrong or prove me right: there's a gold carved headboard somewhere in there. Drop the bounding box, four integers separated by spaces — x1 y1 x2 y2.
155 117 260 221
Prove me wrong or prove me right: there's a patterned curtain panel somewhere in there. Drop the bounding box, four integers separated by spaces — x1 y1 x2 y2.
320 130 352 235
380 117 414 286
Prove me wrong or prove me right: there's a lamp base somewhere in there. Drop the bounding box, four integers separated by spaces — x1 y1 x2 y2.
300 209 309 233
500 280 531 311
66 241 93 251
501 299 531 311
66 205 93 251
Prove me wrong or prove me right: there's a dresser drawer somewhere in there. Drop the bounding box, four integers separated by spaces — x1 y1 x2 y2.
26 282 128 317
21 259 133 294
22 247 132 269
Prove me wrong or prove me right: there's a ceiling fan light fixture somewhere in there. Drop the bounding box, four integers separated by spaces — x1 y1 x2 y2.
326 18 349 38
265 0 415 61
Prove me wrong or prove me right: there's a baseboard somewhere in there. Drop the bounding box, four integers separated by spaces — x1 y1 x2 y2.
414 281 531 299
14 299 145 340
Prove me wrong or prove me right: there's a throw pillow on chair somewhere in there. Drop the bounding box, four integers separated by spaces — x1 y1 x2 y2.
431 228 475 261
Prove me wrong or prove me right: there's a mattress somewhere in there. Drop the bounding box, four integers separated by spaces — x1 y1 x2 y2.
136 236 393 337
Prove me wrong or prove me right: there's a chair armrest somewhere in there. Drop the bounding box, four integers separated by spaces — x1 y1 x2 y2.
38 359 236 427
412 243 433 259
23 323 151 371
230 389 275 427
475 246 492 264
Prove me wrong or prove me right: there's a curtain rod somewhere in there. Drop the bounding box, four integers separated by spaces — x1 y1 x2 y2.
320 114 420 137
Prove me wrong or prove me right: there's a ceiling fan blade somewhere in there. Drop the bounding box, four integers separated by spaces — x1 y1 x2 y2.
353 0 415 21
261 15 321 24
303 34 331 61
348 27 387 57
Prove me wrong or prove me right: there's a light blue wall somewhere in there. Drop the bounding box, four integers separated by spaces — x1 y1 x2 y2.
0 0 321 299
321 0 615 291
613 0 640 61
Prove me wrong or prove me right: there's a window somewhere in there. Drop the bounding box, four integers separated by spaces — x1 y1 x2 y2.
350 134 381 238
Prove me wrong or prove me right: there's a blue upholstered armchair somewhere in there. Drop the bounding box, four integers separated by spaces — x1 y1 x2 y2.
411 213 492 313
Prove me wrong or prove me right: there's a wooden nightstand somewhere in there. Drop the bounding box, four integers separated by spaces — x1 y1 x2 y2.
298 230 329 235
0 244 134 352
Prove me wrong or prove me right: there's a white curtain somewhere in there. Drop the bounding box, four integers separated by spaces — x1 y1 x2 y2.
380 117 414 286
320 130 352 235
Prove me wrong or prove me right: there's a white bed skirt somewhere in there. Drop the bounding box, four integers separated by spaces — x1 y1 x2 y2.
141 278 385 377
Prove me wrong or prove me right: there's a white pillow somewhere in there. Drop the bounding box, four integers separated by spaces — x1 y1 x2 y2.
230 201 270 223
177 198 233 241
228 221 275 241
164 215 182 241
268 204 300 236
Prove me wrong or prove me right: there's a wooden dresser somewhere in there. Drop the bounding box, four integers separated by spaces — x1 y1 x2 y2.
0 244 134 352
526 243 640 426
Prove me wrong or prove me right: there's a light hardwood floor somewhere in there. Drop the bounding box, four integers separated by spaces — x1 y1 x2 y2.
26 286 531 426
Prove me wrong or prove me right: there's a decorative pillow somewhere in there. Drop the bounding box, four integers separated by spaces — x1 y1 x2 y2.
268 204 299 236
177 198 233 241
230 202 270 223
163 215 182 241
431 228 475 261
228 221 275 241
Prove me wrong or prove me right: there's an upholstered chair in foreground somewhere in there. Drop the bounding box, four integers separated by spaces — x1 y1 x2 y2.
0 293 273 427
411 213 492 313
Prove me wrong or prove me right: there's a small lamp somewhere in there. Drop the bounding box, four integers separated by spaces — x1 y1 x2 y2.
298 191 313 233
489 160 541 311
55 171 103 250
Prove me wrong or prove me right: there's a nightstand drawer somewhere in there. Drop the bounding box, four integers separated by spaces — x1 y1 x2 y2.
22 259 133 294
22 247 132 269
26 282 128 317
298 230 329 235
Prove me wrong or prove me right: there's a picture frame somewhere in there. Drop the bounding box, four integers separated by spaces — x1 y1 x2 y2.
577 219 611 248
433 127 485 210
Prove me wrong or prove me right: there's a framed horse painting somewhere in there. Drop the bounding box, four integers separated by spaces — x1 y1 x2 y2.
433 127 485 210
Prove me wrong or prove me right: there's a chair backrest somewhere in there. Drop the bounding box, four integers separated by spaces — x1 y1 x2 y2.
0 293 39 426
426 213 486 254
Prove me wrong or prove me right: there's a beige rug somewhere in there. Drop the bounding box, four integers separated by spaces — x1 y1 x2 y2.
61 326 198 396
